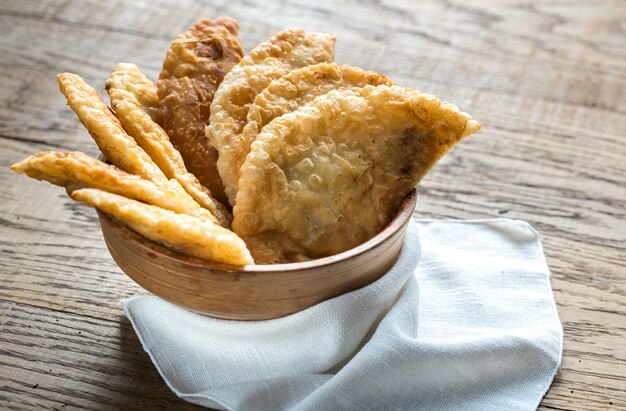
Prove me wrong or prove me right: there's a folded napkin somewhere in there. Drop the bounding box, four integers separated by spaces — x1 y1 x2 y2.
122 219 562 411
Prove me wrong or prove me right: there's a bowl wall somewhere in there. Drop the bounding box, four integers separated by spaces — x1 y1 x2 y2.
98 189 417 320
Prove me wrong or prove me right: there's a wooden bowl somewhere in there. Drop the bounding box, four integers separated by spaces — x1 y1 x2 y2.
97 189 417 320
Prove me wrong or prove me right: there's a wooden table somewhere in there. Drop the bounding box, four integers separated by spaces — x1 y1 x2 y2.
1 0 624 409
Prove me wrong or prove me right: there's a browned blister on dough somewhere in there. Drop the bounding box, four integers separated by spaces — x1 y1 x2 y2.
233 85 481 264
157 17 244 206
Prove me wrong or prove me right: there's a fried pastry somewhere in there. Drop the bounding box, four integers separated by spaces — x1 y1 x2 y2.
157 18 244 205
101 62 161 124
10 151 217 222
106 63 232 226
207 29 336 206
233 85 481 263
243 63 392 144
71 189 253 265
57 73 168 185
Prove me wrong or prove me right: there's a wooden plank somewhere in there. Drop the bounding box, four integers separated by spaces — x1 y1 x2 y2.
0 0 624 409
0 300 202 410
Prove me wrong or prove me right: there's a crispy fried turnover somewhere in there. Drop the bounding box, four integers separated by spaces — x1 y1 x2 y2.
71 189 253 265
106 63 232 227
57 73 168 185
158 18 244 205
10 151 217 221
207 29 336 206
233 85 481 263
243 63 393 147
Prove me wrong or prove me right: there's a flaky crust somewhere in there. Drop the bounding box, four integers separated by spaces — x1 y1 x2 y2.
103 62 161 124
157 18 244 205
57 73 168 185
243 63 393 147
10 151 217 222
207 29 336 206
233 85 481 263
106 63 232 227
242 29 336 68
71 189 253 265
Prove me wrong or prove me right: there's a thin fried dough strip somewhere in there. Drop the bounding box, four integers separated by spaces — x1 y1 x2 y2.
106 63 161 124
106 63 232 227
10 151 217 221
57 73 168 185
71 188 253 265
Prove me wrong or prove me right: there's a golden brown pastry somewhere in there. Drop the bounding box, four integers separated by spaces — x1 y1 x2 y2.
10 151 216 221
243 63 392 145
233 85 481 263
103 61 162 124
157 17 244 206
57 73 169 185
207 29 336 206
107 63 232 226
71 189 253 265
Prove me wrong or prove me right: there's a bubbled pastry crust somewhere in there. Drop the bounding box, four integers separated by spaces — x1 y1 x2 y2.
233 85 481 264
207 29 336 206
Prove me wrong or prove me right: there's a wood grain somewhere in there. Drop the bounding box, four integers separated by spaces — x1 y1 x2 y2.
1 0 624 409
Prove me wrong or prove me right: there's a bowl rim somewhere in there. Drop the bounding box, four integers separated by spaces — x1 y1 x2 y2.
247 188 416 271
99 189 417 273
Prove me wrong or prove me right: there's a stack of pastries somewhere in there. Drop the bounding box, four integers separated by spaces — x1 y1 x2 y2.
11 18 480 265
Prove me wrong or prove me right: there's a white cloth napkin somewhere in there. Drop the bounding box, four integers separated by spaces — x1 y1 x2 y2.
122 219 562 411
